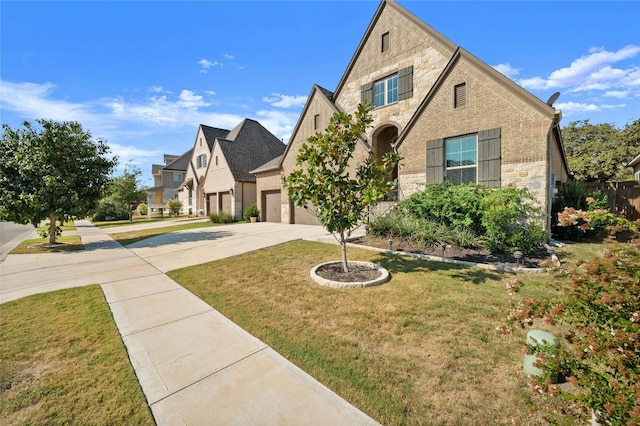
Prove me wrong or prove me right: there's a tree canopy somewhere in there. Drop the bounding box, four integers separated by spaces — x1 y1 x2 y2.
0 119 117 243
562 118 639 182
284 103 401 272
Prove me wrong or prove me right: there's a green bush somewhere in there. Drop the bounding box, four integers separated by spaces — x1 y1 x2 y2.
551 181 608 240
243 203 260 221
480 187 549 254
399 182 486 233
137 203 148 216
92 196 129 221
380 183 548 254
166 199 183 217
209 212 234 224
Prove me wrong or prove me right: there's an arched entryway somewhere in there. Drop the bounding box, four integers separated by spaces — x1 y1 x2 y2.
372 124 399 184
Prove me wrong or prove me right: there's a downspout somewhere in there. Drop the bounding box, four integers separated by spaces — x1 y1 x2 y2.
545 111 562 231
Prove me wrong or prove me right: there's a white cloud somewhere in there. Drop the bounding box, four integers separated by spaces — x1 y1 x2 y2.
205 90 216 96
262 93 307 109
604 90 630 99
255 109 300 143
493 63 520 79
198 58 222 73
555 101 601 114
224 54 234 60
519 45 640 92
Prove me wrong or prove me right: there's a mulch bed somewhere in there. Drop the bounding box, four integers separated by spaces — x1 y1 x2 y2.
315 262 383 282
351 235 550 269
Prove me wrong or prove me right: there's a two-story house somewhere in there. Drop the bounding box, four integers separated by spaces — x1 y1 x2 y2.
253 0 570 228
146 152 191 216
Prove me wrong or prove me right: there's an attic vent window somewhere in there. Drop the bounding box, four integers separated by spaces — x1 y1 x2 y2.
381 32 390 52
314 114 320 130
454 83 467 108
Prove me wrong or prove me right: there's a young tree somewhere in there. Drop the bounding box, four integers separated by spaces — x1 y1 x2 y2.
562 119 639 181
108 166 148 221
166 199 183 217
0 120 117 244
284 103 401 272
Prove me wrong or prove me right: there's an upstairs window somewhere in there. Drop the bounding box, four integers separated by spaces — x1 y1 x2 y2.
446 134 477 184
454 83 467 108
374 74 398 107
173 173 182 181
197 154 206 168
381 32 390 52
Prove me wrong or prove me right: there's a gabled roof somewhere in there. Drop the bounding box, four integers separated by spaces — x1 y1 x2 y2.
250 155 282 174
396 47 557 148
628 153 640 168
163 148 193 171
333 0 456 101
200 124 230 151
276 84 338 170
216 119 286 182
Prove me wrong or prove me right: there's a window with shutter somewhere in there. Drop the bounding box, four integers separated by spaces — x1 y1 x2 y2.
477 128 501 188
454 83 467 108
446 134 477 184
398 66 413 101
426 139 444 183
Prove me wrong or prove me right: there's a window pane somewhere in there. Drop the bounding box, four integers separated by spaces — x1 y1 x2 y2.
374 81 385 107
387 75 398 103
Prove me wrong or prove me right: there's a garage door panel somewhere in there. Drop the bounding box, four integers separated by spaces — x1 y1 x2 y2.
264 191 281 223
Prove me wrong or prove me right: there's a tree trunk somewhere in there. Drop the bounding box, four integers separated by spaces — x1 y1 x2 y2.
49 211 56 244
340 230 349 273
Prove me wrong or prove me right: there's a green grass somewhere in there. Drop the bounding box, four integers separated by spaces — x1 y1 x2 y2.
10 235 83 254
168 239 583 425
0 286 154 426
110 221 220 245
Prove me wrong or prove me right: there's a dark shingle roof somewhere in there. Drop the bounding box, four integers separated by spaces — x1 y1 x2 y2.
217 119 285 182
163 148 193 171
201 124 230 151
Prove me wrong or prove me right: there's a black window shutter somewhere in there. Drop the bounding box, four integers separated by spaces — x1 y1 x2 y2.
478 128 501 188
361 82 373 105
398 66 413 101
426 139 444 183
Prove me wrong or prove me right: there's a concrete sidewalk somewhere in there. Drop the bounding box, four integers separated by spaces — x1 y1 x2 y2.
1 220 378 425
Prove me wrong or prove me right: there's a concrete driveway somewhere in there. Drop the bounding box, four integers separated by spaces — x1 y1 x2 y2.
125 221 333 272
0 220 330 303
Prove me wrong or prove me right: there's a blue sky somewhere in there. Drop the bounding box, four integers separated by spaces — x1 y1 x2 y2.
2 1 639 186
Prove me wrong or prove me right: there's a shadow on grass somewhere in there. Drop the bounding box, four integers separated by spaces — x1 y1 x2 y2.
371 251 505 284
125 229 234 248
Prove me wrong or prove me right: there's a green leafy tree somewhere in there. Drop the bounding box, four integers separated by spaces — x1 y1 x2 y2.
108 166 148 221
0 120 117 243
562 119 639 181
284 103 401 272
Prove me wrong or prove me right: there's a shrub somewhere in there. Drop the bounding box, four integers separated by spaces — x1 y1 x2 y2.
92 196 129 221
399 182 486 233
552 181 608 240
209 212 234 224
166 199 183 217
498 235 640 425
137 203 148 216
388 183 547 254
243 203 260 221
480 186 549 254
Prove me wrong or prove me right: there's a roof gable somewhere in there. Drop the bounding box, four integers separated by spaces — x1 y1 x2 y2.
333 0 456 101
200 124 230 151
216 120 286 182
163 148 193 171
396 47 557 148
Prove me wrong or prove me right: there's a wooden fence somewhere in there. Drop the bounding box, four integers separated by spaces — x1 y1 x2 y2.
584 181 640 221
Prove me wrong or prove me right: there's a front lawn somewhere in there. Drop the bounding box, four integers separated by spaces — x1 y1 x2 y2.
109 221 220 245
91 215 186 229
168 240 584 425
0 286 154 425
10 235 83 254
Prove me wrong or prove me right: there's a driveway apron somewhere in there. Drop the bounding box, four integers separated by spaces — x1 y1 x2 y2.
0 219 378 425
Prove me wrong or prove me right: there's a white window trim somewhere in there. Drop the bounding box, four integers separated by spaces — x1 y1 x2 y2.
374 74 398 107
445 134 478 184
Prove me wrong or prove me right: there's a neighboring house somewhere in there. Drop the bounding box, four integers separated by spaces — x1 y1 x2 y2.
253 0 570 228
628 153 640 181
147 152 191 215
180 119 285 220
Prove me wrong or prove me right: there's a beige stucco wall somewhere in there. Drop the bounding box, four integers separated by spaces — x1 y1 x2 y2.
398 53 556 213
254 169 281 218
181 127 211 216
